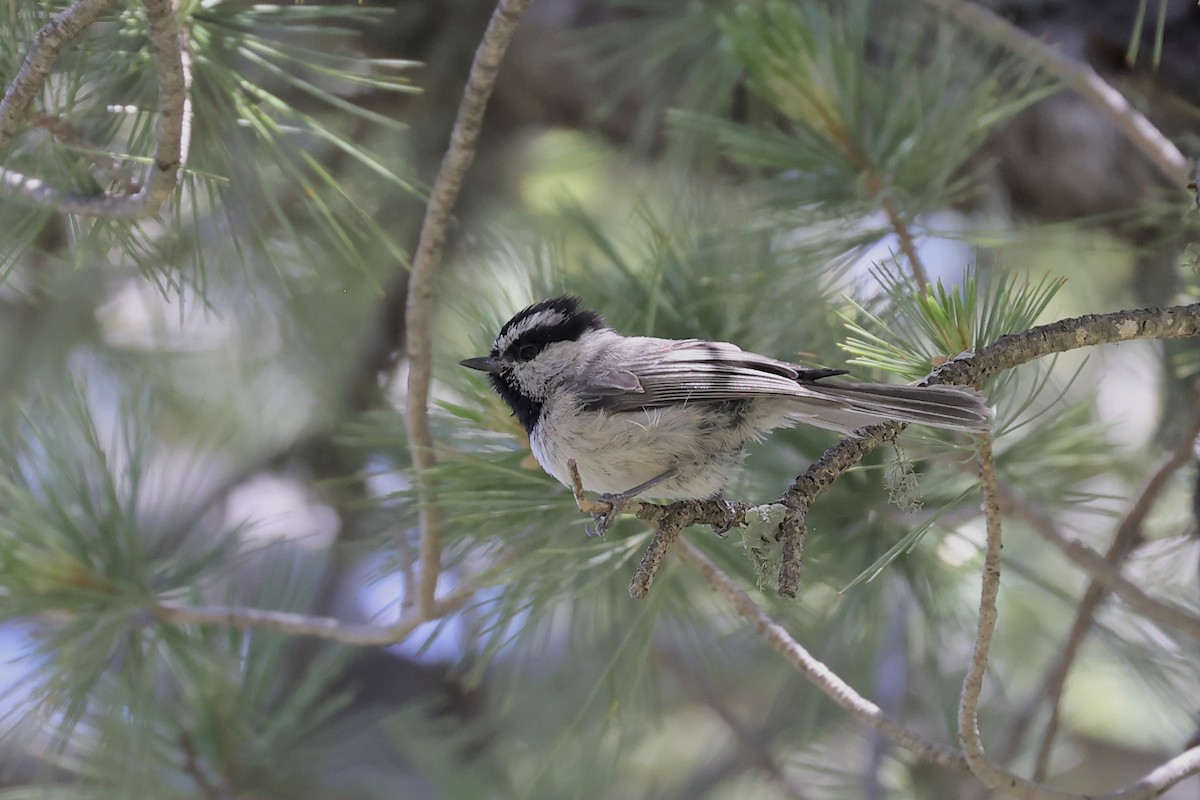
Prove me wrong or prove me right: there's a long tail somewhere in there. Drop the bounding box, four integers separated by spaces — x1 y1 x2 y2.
796 382 992 433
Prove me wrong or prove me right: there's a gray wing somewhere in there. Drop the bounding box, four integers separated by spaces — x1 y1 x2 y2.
575 337 991 432
576 339 846 412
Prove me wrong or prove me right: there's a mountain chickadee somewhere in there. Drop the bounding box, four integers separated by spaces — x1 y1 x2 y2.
461 297 990 533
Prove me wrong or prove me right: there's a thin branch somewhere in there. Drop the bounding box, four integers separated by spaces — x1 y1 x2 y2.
1131 749 1200 799
869 174 929 293
920 0 1191 189
0 0 113 151
135 0 189 216
153 577 479 646
951 438 1199 800
0 0 190 219
675 537 970 771
568 458 749 597
955 434 1069 799
403 0 532 617
777 426 901 596
1029 415 1200 780
398 529 419 615
629 523 683 600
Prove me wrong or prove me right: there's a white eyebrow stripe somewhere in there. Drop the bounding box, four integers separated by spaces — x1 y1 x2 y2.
494 309 569 350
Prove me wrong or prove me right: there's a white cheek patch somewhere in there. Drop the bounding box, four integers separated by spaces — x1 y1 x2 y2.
509 343 576 397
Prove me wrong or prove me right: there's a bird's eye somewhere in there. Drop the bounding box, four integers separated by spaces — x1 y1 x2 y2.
516 343 541 361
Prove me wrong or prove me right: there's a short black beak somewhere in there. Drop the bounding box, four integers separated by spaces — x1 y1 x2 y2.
460 355 502 373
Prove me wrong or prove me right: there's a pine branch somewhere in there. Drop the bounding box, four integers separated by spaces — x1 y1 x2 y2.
954 434 1058 798
880 193 929 294
403 0 532 617
775 302 1200 597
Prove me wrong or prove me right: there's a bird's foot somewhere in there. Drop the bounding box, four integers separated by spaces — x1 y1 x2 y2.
586 492 631 537
707 497 738 538
576 465 679 537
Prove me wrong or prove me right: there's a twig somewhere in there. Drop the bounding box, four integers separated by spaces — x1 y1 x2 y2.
629 523 684 600
135 0 189 217
956 434 1052 797
874 180 930 293
1029 415 1200 781
0 0 190 219
777 425 901 596
568 458 749 598
961 437 1200 800
403 0 532 617
827 121 929 291
568 460 691 598
398 529 418 615
920 0 1191 189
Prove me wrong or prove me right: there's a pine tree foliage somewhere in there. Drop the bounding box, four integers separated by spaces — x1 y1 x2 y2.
0 0 1197 798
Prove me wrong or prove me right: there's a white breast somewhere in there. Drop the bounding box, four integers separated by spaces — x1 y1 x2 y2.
529 395 748 500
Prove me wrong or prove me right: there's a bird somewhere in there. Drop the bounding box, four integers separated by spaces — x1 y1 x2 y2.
461 296 990 533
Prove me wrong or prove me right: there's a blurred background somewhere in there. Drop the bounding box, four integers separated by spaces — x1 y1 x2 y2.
0 0 1198 797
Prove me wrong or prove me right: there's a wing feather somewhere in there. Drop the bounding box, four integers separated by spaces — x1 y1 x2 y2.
573 338 990 433
577 338 842 411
